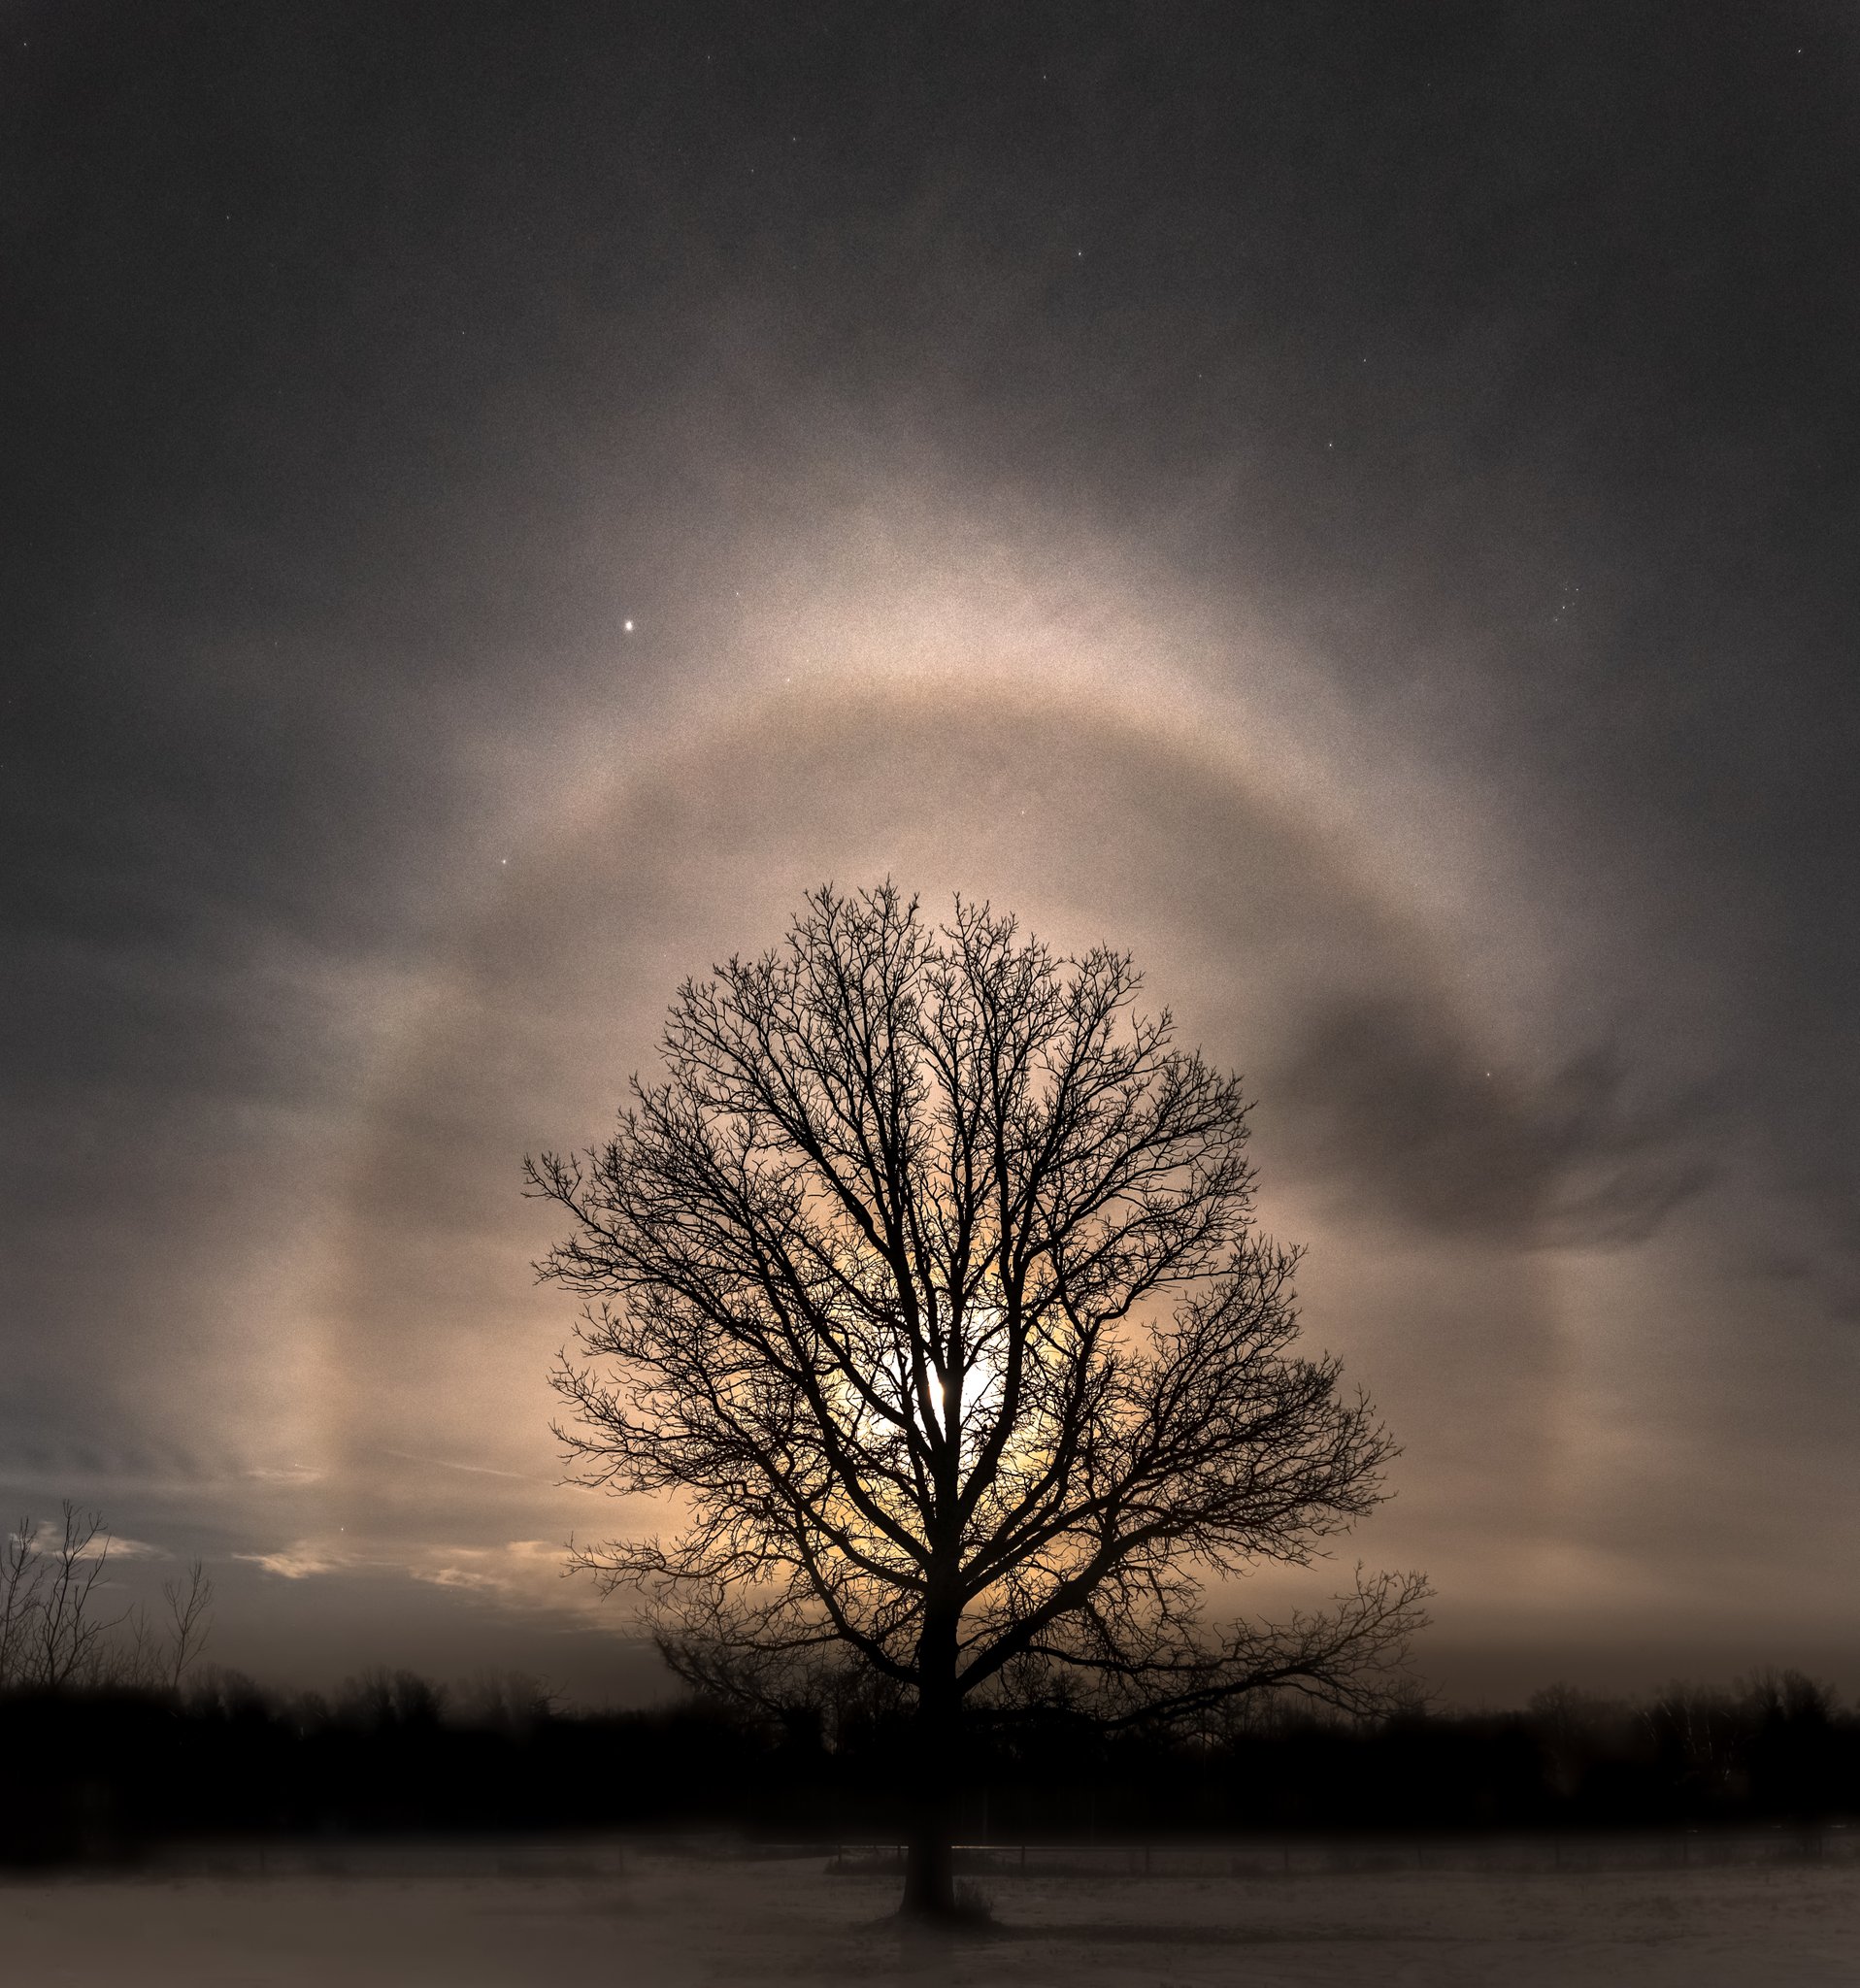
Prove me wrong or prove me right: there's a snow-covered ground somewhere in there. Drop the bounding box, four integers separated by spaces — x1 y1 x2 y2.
7 1839 1856 1985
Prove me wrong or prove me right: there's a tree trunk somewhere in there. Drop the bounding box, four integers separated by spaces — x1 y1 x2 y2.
900 1634 960 1919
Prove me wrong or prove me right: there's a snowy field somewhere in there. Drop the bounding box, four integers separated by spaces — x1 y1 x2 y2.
8 1838 1859 1986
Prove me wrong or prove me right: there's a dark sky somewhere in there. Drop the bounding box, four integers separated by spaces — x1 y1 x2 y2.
6 2 1857 1705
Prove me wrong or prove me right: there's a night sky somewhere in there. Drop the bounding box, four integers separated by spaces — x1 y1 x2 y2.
6 3 1857 1705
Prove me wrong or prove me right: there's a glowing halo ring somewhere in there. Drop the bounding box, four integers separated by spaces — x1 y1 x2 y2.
303 659 1573 1632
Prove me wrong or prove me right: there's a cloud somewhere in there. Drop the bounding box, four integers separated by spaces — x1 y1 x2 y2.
380 1448 535 1482
227 1530 595 1617
20 1518 169 1561
1264 994 1714 1247
244 1463 324 1486
234 1543 340 1580
95 1533 170 1560
1743 1236 1860 1328
405 1540 597 1620
413 1565 500 1592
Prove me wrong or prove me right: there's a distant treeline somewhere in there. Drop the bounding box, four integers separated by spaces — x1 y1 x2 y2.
1 1665 1853 1862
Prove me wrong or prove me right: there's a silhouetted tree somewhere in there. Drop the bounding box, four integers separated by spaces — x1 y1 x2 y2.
0 1518 47 1690
161 1561 215 1692
454 1670 559 1734
529 884 1426 1917
13 1506 124 1690
1643 1679 1746 1810
1738 1668 1840 1821
1526 1682 1635 1805
0 1512 213 1699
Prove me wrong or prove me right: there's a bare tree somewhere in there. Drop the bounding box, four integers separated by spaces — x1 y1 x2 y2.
454 1669 560 1733
529 884 1427 1917
0 1518 48 1690
31 1504 124 1691
161 1560 216 1692
115 1603 167 1693
0 1509 208 1695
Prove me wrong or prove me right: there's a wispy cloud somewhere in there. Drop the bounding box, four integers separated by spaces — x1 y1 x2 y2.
234 1543 340 1580
23 1519 169 1560
380 1448 534 1482
98 1532 170 1560
405 1540 596 1619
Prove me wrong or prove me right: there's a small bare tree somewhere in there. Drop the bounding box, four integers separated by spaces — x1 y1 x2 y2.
115 1604 167 1693
529 884 1427 1917
31 1505 123 1691
0 1518 48 1690
161 1561 216 1692
0 1511 213 1695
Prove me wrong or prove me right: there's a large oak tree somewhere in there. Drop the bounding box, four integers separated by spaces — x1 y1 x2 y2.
528 884 1425 1916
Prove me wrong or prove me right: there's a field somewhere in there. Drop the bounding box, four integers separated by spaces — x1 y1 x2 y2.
7 1838 1857 1986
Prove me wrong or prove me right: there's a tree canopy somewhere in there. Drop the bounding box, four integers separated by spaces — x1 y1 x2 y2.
528 882 1425 1911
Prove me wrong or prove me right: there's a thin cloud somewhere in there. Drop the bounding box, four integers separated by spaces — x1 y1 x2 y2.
234 1543 340 1580
1266 994 1715 1247
23 1519 169 1560
245 1463 324 1486
380 1448 535 1482
406 1540 600 1621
